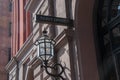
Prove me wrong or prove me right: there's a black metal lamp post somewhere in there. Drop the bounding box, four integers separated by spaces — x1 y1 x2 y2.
34 30 64 80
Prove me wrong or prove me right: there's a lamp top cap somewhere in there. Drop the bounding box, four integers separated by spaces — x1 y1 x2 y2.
42 29 47 35
43 30 47 33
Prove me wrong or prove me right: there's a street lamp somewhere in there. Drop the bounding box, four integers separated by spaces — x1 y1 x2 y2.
34 30 64 80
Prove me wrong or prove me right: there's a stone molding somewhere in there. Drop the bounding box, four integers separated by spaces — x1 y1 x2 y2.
5 33 33 72
24 0 42 13
5 57 17 72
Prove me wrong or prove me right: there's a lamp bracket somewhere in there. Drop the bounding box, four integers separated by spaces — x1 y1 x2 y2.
41 62 64 80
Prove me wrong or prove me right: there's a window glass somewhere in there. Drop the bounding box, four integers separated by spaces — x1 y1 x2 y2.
111 0 120 18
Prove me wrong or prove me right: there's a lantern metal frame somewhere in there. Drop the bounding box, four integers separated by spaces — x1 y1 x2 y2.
34 30 65 80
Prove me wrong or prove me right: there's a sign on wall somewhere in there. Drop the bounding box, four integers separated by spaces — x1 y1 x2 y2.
35 15 73 26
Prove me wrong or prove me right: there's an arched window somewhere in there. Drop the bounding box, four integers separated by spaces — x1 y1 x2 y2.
97 0 120 80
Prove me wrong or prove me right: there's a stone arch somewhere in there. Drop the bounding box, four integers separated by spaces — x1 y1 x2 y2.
74 0 100 80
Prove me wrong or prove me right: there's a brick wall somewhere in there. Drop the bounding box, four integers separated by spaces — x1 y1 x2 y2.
0 0 11 80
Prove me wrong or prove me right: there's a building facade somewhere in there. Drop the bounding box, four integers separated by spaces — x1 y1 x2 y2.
6 0 120 80
0 0 11 80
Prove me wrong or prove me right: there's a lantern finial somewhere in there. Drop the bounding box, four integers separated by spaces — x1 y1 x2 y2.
43 28 47 35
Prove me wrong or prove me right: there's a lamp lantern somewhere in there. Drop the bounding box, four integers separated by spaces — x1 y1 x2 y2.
35 30 55 64
34 30 64 80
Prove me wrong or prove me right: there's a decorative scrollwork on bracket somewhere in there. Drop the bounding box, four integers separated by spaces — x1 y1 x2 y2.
41 62 65 80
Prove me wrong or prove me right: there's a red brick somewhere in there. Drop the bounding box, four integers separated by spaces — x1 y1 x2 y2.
0 0 11 80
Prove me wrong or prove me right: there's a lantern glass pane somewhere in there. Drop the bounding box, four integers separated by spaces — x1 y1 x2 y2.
51 45 54 56
45 42 53 58
39 40 44 43
39 43 45 55
46 39 50 42
46 47 51 54
40 43 44 48
46 42 50 47
40 48 45 55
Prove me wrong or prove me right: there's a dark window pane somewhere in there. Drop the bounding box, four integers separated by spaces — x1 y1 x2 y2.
111 0 120 18
116 53 120 79
103 56 117 80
